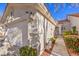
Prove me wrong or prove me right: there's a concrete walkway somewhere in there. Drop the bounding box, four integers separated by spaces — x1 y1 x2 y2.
51 36 69 56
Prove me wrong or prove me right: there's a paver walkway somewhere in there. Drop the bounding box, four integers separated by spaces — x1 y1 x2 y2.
51 36 69 56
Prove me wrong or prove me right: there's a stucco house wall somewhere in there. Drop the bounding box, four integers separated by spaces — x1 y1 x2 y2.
47 21 55 42
57 20 71 35
1 3 57 55
35 12 45 54
6 20 29 47
5 8 36 47
68 16 79 33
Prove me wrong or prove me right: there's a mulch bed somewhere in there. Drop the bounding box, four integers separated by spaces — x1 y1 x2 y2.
65 42 79 56
41 50 50 56
63 35 79 56
68 48 79 56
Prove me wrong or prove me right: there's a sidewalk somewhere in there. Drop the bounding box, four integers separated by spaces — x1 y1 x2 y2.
51 36 69 56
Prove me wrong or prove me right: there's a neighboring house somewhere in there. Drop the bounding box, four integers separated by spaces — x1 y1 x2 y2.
57 13 79 35
68 14 79 34
1 3 57 55
56 19 71 35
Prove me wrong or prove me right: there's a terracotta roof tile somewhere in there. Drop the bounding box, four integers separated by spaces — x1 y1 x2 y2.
58 19 70 24
69 13 79 17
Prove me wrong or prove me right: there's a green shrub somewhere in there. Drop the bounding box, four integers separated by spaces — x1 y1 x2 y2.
72 26 76 33
63 26 78 36
64 37 74 48
63 31 72 35
75 47 79 52
19 46 37 56
63 26 79 53
54 36 57 39
72 26 78 35
50 37 56 43
72 31 78 35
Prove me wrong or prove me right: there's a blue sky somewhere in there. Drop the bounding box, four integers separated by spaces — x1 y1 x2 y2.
45 3 79 21
0 3 79 21
0 3 7 16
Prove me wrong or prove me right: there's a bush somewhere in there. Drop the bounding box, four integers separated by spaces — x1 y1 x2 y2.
63 31 72 35
72 31 78 35
63 26 78 36
72 26 78 35
19 46 37 56
72 26 76 33
64 37 74 48
50 37 56 43
75 47 79 52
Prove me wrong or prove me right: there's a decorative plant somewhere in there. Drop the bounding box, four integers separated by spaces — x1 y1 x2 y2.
19 46 37 56
63 26 78 36
75 47 79 52
72 26 76 33
64 37 74 48
63 31 72 36
50 37 55 43
72 26 78 35
54 36 57 39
